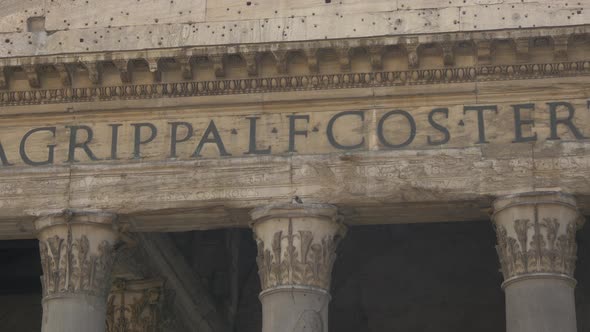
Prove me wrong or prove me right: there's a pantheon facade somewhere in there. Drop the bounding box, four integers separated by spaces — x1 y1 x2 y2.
0 1 590 331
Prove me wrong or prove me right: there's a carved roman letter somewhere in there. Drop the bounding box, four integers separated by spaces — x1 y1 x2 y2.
0 142 12 166
377 110 416 149
463 105 498 144
512 103 537 143
169 122 194 158
131 123 158 159
327 111 365 150
20 127 56 166
192 120 231 157
427 108 450 146
109 124 122 160
287 115 309 153
245 117 271 155
547 102 588 140
67 125 100 162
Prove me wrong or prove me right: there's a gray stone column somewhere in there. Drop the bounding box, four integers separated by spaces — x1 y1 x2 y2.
492 192 585 332
250 202 346 332
35 211 119 332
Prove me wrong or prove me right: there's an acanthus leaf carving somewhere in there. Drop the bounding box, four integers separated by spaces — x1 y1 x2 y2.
38 223 116 298
255 219 342 290
106 279 165 332
495 208 580 280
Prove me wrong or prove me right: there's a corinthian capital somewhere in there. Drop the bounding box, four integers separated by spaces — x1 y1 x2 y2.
251 202 346 292
106 279 164 332
492 192 585 286
35 210 119 299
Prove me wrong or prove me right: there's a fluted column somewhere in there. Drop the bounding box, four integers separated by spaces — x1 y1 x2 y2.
250 202 346 332
35 211 119 332
492 192 585 332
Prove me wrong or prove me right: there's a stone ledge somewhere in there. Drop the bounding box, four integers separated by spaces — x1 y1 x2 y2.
0 26 588 92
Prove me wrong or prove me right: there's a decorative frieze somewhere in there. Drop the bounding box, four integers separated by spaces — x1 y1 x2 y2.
83 61 102 84
367 46 383 71
210 55 225 78
304 49 320 74
23 65 40 88
113 59 132 84
336 48 352 72
515 38 531 63
0 67 7 89
492 192 585 284
272 50 288 74
54 63 72 87
0 60 588 107
441 42 455 66
145 58 161 82
475 40 492 65
553 35 570 61
251 202 346 291
242 53 260 77
177 57 193 80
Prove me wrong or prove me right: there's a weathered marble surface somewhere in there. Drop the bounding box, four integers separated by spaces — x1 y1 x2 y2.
0 0 588 57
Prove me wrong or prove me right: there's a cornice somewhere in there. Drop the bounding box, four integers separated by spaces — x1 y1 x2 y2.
0 27 588 107
0 60 588 107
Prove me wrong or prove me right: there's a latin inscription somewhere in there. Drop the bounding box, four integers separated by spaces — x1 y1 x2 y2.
2 100 590 167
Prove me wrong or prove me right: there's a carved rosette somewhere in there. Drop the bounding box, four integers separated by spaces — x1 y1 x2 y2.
35 211 119 299
251 202 346 292
492 192 585 286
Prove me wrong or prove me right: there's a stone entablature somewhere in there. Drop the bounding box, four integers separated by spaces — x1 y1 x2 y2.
0 27 588 93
